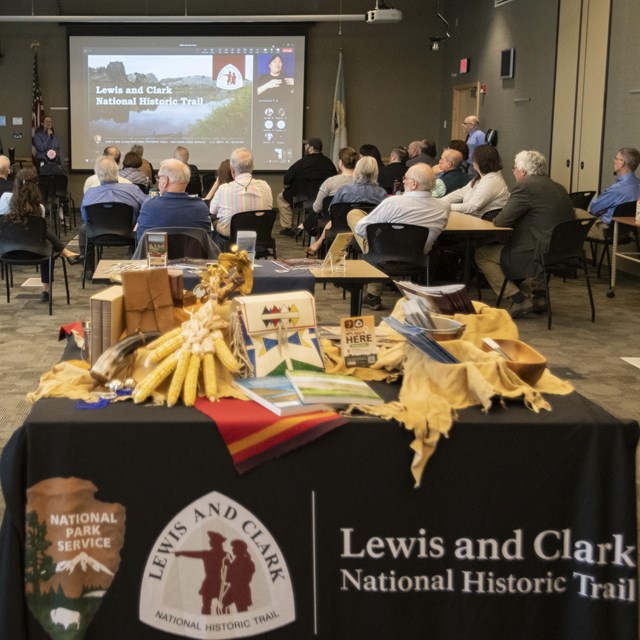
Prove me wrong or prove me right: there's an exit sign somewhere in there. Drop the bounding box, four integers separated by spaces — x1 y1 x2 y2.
460 58 470 74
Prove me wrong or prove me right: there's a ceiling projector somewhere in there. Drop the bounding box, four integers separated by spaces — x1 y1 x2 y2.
366 7 403 23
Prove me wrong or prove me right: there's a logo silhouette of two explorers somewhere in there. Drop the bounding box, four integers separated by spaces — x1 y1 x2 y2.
174 531 256 615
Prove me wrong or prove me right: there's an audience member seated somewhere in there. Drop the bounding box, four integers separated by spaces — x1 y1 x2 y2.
209 147 273 247
378 147 408 194
406 139 438 167
80 157 148 275
276 137 337 235
0 155 14 195
346 163 450 310
475 150 575 318
120 152 151 191
432 148 471 197
3 169 80 301
174 145 202 195
130 144 155 185
359 143 385 175
38 150 66 177
441 144 509 217
204 159 233 202
83 146 131 192
302 147 359 238
136 158 211 242
306 156 387 256
578 147 640 241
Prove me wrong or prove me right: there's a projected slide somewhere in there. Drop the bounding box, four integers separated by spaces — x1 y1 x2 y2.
69 35 305 172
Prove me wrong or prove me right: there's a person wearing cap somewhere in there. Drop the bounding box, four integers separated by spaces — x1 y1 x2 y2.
174 531 229 615
276 137 337 235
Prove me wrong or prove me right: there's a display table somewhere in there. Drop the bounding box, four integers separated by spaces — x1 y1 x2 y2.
1 391 637 639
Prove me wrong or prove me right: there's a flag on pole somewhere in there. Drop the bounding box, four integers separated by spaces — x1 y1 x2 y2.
330 51 347 167
31 48 44 165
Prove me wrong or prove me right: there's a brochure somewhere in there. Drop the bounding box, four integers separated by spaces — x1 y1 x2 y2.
285 370 383 406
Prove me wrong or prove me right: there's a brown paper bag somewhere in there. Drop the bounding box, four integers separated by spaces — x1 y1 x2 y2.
121 268 178 334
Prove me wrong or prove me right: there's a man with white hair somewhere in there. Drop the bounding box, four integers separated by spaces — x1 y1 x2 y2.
433 148 471 197
83 146 132 192
135 158 211 241
475 150 575 318
210 147 272 244
347 163 450 310
174 145 202 195
0 155 13 195
79 156 148 275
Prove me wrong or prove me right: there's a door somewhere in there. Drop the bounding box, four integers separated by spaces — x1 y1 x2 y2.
452 82 481 143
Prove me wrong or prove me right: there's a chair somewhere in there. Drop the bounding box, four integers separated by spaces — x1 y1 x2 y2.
324 202 376 249
230 209 278 259
82 203 136 288
291 180 324 241
569 190 596 211
497 217 596 329
481 208 502 222
133 227 221 260
201 172 216 197
0 215 70 315
364 223 431 283
53 174 77 230
589 201 638 277
37 176 58 236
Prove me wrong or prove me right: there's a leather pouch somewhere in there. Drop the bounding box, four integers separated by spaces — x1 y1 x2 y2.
121 268 178 334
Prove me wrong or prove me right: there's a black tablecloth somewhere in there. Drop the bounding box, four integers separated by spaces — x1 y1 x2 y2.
1 391 638 639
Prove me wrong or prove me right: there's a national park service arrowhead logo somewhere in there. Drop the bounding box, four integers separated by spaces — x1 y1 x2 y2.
139 491 295 638
25 477 126 640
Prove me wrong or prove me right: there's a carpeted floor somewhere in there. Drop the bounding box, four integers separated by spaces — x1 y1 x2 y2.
0 218 639 521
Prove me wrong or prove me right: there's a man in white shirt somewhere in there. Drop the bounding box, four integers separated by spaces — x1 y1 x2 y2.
83 146 132 192
210 147 273 246
347 163 450 309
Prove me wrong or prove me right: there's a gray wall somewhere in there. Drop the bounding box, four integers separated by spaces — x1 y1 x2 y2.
601 0 640 189
437 0 560 189
1 0 636 193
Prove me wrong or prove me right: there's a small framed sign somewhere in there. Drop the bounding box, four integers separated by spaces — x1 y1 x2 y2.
146 231 168 267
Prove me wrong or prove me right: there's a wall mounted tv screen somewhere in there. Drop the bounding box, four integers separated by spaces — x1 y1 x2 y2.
68 34 306 172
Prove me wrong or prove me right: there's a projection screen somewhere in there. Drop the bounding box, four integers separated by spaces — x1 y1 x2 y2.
69 34 306 172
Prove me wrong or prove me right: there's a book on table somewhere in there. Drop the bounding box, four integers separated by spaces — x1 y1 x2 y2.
285 370 384 406
232 376 331 416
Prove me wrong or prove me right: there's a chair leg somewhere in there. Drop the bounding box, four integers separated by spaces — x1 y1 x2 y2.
597 244 609 279
60 256 70 305
5 263 10 303
48 257 53 315
496 278 508 308
582 259 595 323
543 271 552 330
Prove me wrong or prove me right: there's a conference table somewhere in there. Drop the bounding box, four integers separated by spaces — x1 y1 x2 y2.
442 211 512 284
607 216 640 297
93 258 389 316
1 387 637 639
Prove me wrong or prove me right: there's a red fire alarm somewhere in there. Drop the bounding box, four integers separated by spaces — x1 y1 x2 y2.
459 58 469 74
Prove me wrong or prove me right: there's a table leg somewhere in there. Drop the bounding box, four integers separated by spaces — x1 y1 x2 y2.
348 285 363 316
463 238 472 285
607 220 618 298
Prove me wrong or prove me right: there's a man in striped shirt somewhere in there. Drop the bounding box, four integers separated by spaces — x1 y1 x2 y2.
210 147 273 246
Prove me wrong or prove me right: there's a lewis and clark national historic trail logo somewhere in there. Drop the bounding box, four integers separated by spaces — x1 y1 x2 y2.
24 477 126 640
139 491 295 638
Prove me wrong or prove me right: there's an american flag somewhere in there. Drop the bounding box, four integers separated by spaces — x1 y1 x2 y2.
31 51 44 164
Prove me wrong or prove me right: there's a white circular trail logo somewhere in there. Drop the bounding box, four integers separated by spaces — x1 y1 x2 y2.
139 491 295 638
